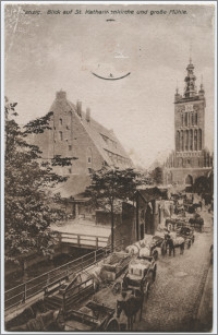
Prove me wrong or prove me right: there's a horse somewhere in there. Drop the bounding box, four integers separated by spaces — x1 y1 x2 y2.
166 236 185 256
117 288 144 330
9 309 65 331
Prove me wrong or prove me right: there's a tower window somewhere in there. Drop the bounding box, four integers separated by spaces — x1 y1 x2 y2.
59 118 62 126
185 113 188 126
59 131 63 141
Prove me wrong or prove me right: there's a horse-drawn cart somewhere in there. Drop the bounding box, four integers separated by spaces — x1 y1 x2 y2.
122 255 157 299
62 300 119 331
98 252 131 283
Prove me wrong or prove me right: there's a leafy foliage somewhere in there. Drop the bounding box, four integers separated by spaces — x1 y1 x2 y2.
193 174 213 198
85 167 147 250
149 167 163 185
5 100 72 263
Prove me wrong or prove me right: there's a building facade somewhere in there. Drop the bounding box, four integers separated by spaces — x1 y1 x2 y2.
164 59 213 186
29 91 133 196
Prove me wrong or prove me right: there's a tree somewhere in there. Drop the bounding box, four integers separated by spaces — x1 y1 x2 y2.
150 167 164 185
85 167 146 251
193 174 213 204
5 99 73 264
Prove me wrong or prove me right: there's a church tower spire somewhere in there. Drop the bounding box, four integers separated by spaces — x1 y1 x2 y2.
184 58 197 98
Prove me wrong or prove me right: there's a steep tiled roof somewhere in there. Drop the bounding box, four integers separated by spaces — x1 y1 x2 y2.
49 93 133 168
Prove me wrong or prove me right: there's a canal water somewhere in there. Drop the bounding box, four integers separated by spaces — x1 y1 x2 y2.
5 248 91 290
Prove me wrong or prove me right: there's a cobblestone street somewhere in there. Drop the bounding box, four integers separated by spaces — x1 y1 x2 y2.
134 210 213 332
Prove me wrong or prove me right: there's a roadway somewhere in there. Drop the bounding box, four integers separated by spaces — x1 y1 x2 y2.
73 208 214 332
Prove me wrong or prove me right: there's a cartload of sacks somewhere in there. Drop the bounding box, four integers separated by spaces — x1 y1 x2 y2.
125 236 155 257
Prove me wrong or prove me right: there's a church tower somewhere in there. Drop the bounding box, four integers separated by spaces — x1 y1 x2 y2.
164 58 213 186
174 58 206 169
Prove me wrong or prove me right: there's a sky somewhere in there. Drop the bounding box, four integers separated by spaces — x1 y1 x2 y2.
4 2 216 168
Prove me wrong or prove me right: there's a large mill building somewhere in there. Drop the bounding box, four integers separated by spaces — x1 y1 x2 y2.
29 91 133 197
164 59 213 186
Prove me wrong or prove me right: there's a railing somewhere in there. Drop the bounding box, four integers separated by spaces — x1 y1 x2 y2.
5 238 125 312
60 232 109 249
5 247 108 311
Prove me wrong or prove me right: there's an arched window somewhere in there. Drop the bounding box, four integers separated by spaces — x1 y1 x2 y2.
190 130 193 151
194 130 197 150
180 131 184 151
86 147 92 165
185 113 188 126
185 175 193 186
198 129 202 150
176 131 180 151
185 130 189 151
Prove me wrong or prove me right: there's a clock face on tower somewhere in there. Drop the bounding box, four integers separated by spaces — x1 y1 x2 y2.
185 104 194 112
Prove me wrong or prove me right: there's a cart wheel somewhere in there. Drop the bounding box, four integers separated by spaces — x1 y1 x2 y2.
106 319 119 331
161 240 168 256
111 281 121 295
144 281 150 301
187 239 192 249
153 250 158 261
167 223 172 231
153 266 157 281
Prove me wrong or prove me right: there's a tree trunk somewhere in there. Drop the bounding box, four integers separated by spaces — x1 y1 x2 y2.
111 202 114 252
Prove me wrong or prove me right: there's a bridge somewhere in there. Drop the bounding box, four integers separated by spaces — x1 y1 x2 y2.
60 232 109 249
51 220 111 250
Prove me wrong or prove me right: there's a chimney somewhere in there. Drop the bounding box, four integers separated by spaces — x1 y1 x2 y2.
76 100 82 117
56 90 66 100
86 108 91 122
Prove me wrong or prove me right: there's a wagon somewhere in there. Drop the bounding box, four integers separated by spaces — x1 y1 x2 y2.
165 216 187 231
98 252 131 283
126 236 160 261
122 255 157 299
176 225 195 248
63 300 119 331
189 214 204 232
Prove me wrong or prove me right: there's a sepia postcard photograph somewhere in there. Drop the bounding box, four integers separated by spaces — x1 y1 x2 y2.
1 1 217 333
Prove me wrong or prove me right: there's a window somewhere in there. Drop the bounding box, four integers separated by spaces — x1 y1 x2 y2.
59 118 62 126
66 125 69 130
88 157 91 163
88 168 92 174
68 168 72 174
195 113 198 125
185 113 188 126
59 131 63 141
69 145 72 151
